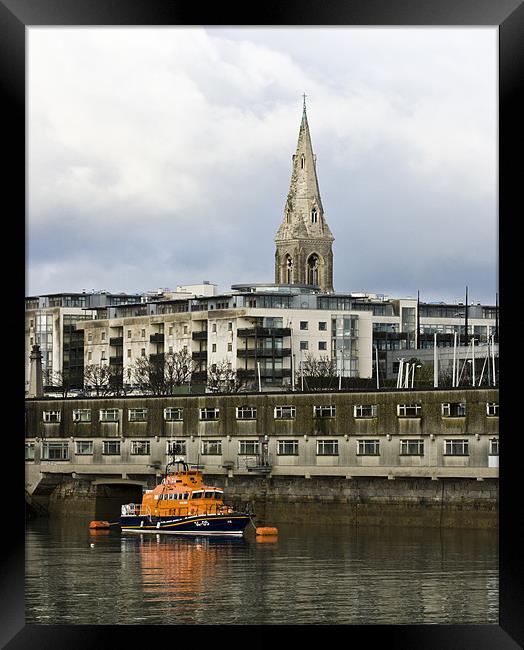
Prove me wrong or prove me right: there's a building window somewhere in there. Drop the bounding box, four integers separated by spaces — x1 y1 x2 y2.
357 440 380 456
313 405 336 418
277 440 299 455
128 408 148 422
25 442 35 460
239 440 259 455
300 341 308 351
75 440 93 455
212 343 217 353
183 325 188 334
227 343 232 352
127 349 132 358
444 439 469 456
167 440 187 456
72 409 91 423
130 440 150 455
397 404 421 417
88 333 93 343
99 409 119 422
228 322 233 331
102 440 121 455
489 438 499 455
441 403 466 417
236 406 257 420
319 322 327 331
164 408 183 421
168 326 173 336
127 330 131 339
101 331 106 341
317 440 339 456
141 348 146 357
354 405 377 418
43 410 61 423
319 341 327 351
199 408 219 421
212 323 217 332
141 329 146 337
486 402 499 416
300 321 308 330
42 441 69 460
87 351 92 362
201 440 222 455
274 405 296 419
400 439 424 456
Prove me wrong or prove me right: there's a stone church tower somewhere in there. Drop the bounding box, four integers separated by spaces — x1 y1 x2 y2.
275 98 334 293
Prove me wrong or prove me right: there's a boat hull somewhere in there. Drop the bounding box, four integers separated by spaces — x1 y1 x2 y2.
120 512 252 536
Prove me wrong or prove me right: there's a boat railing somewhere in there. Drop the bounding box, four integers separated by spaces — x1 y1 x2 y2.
121 503 248 518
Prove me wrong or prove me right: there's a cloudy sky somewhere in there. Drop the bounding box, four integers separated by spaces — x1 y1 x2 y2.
27 27 498 304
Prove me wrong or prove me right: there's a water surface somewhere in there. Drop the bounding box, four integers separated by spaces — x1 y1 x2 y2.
26 518 498 625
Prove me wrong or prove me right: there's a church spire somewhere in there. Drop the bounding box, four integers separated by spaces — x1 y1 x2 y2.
274 98 334 293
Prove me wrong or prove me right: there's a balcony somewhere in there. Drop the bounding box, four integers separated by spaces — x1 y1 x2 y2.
192 331 208 340
109 356 123 365
237 327 291 338
192 350 208 360
150 333 164 343
150 352 165 362
109 336 123 346
237 368 292 379
237 348 291 358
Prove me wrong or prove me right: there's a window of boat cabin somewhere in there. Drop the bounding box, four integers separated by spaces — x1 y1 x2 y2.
199 407 220 421
204 491 214 499
192 491 203 499
164 407 183 421
43 410 61 423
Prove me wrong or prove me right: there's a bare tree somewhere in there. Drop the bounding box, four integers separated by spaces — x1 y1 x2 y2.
206 360 247 393
296 354 338 391
130 349 194 395
45 369 77 398
84 363 115 397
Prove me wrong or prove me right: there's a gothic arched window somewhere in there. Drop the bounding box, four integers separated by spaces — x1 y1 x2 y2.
311 208 318 223
286 255 293 284
307 254 319 285
300 154 305 169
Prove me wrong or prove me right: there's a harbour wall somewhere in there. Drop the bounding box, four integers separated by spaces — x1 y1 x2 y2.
41 474 497 529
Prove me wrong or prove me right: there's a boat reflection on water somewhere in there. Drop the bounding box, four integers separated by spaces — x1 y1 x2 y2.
122 533 248 607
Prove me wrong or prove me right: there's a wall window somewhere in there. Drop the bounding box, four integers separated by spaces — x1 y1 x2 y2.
43 410 61 423
130 440 150 455
486 402 499 416
441 403 466 417
100 409 119 422
313 405 336 418
316 440 339 456
300 321 308 330
228 322 233 331
167 440 187 455
319 322 327 331
199 407 219 421
319 341 327 351
127 349 132 358
399 439 424 456
274 405 296 419
238 440 259 455
489 438 499 455
354 405 377 418
128 408 148 422
75 440 94 455
127 329 131 339
102 440 121 455
300 341 309 351
212 343 217 353
201 440 222 455
72 409 91 422
357 439 380 456
397 404 421 417
236 406 257 420
25 442 35 460
227 343 232 352
444 439 469 456
164 407 183 421
141 329 146 337
101 331 106 341
42 441 69 460
141 348 146 357
277 440 299 455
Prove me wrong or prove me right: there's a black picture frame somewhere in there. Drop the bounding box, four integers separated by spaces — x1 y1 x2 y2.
4 0 523 647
